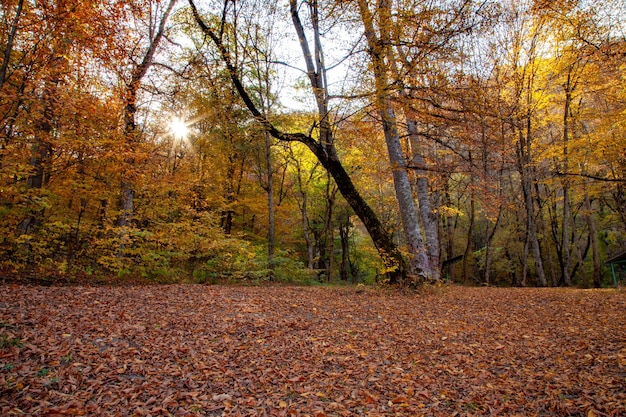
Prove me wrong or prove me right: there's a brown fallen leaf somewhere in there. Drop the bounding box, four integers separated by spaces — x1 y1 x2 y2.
212 393 233 401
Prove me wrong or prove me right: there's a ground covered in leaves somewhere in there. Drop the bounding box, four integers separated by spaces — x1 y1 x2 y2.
1 284 625 416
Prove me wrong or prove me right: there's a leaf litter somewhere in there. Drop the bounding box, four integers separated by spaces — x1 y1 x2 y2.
1 285 624 416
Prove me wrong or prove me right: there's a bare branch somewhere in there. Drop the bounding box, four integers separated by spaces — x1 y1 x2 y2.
553 171 626 183
187 0 318 149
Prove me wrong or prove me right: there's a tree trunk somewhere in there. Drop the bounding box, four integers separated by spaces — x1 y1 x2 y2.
442 174 457 282
265 131 275 278
18 42 61 236
527 185 547 286
560 69 574 286
0 0 24 89
339 214 350 281
571 211 587 287
535 197 563 287
483 204 503 286
357 0 431 281
383 107 430 279
322 175 337 281
220 153 239 235
583 192 601 287
519 152 546 287
561 186 572 285
407 119 440 280
518 119 547 286
521 229 530 287
313 145 407 283
462 187 475 283
68 198 87 264
98 199 108 235
293 158 315 269
484 237 493 286
302 197 314 269
17 141 52 236
117 0 176 252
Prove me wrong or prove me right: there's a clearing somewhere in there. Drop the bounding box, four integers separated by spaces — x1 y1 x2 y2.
1 285 625 416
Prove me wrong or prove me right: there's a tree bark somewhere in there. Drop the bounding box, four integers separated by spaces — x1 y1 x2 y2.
518 135 547 286
339 213 350 281
265 131 275 278
560 68 574 286
357 0 431 281
407 119 441 280
292 152 315 269
462 184 475 283
440 173 457 281
517 98 547 286
584 192 601 287
322 175 337 281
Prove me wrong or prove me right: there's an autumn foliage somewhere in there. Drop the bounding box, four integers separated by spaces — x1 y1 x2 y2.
1 285 625 415
0 0 625 285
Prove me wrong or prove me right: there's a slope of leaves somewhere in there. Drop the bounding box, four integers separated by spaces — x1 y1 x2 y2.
1 285 624 416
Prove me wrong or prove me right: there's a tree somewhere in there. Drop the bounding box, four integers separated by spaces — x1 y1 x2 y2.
0 0 129 271
286 138 321 270
187 0 409 283
117 0 177 254
0 0 24 89
243 3 284 277
356 0 431 282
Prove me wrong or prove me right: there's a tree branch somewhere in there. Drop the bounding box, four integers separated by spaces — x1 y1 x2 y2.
553 171 626 183
187 0 319 151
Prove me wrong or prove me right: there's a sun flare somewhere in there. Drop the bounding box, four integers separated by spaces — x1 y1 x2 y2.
169 117 189 139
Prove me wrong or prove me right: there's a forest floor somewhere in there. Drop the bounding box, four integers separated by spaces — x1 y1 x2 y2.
0 284 624 416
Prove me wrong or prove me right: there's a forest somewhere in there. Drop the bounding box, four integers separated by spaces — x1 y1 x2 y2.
1 0 625 287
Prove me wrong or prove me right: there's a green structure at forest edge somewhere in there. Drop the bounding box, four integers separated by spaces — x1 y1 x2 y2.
606 251 626 287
